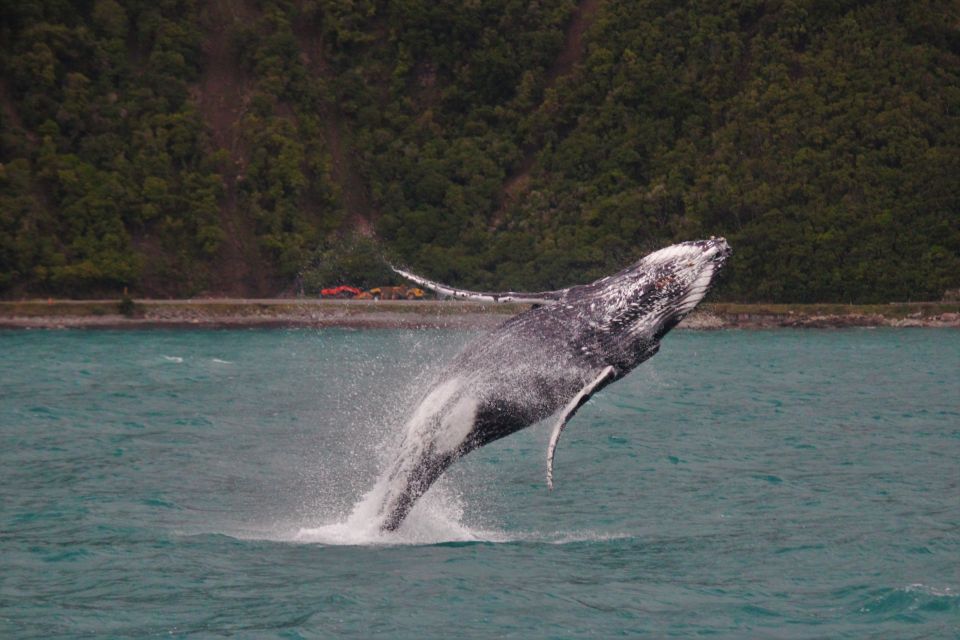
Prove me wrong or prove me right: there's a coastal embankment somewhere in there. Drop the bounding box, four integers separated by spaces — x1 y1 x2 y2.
1 300 958 330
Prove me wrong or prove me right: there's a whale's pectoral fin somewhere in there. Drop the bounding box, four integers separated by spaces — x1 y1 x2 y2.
390 265 568 305
546 365 616 489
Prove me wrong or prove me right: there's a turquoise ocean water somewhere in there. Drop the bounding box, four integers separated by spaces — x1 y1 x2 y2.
1 328 957 638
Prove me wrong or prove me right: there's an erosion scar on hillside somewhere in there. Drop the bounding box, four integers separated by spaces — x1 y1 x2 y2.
495 0 603 223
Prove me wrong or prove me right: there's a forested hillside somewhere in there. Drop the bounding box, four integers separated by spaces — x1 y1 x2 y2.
1 0 958 301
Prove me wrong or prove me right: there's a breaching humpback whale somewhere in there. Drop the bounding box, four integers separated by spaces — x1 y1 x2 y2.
375 238 731 531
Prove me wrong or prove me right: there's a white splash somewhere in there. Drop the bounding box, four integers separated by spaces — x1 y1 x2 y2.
292 476 504 545
162 355 183 363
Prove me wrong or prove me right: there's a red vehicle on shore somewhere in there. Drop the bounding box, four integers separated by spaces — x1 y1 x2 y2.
320 285 361 299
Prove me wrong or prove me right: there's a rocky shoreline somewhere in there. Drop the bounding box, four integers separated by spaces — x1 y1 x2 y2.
682 310 960 329
0 299 957 330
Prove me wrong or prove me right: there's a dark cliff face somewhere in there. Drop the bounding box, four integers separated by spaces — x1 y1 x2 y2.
1 2 957 301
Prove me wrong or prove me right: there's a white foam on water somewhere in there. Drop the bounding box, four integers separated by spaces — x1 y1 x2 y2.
278 475 634 547
290 475 509 546
250 466 633 547
536 530 635 545
162 355 184 363
193 517 635 547
283 521 636 546
211 358 233 364
904 583 957 598
215 467 634 547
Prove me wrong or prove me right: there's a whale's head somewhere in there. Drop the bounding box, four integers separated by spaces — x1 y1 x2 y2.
632 237 731 328
579 238 731 367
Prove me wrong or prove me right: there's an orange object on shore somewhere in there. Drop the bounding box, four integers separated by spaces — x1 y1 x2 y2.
319 285 361 299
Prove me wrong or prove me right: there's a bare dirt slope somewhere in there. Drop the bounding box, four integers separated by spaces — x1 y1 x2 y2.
293 8 376 237
496 0 603 220
193 0 273 296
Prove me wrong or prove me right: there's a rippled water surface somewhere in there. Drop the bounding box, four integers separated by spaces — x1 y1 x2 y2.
1 328 958 638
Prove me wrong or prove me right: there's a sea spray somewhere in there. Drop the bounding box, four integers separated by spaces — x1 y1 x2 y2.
287 329 486 541
293 474 502 545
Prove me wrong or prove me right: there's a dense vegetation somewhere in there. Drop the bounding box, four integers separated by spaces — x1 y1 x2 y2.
1 0 958 301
